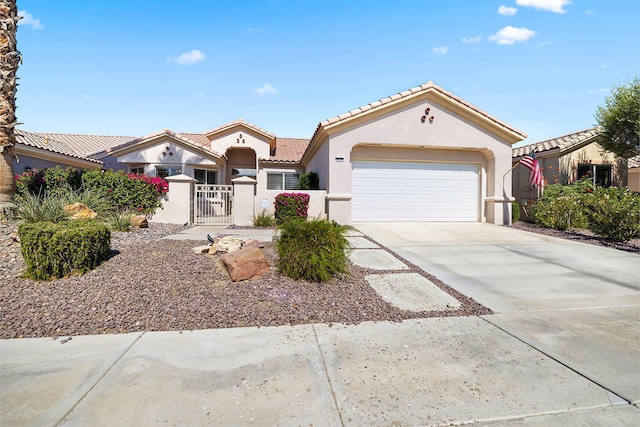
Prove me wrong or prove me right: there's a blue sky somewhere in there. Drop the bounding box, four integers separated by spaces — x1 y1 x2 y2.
15 0 640 146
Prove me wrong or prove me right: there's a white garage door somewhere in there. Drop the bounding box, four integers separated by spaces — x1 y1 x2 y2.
352 161 478 221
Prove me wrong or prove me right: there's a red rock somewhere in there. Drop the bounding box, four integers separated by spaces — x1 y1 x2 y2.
220 247 270 282
242 239 264 249
130 215 148 228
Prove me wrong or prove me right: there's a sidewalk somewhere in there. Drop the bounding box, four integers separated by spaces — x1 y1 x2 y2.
2 318 638 426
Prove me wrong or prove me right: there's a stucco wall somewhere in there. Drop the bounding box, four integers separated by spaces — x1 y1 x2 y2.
629 168 640 192
308 97 515 225
12 153 101 174
209 129 271 160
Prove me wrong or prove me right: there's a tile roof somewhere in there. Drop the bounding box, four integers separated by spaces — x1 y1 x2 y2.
628 154 640 169
310 81 527 144
513 127 603 158
176 132 211 150
204 119 276 140
15 129 104 165
105 129 221 157
27 132 136 157
266 138 311 163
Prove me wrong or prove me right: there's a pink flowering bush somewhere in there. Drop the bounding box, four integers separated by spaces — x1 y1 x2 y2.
274 192 310 224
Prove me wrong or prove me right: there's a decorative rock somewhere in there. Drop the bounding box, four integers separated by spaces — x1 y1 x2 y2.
242 239 264 249
220 247 270 282
9 232 19 243
208 244 219 255
130 215 148 228
64 203 97 220
192 245 211 254
217 236 244 254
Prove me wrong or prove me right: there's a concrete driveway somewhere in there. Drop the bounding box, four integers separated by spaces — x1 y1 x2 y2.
355 222 640 406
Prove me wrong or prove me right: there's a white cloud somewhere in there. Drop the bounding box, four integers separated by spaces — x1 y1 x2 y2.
498 5 518 16
516 0 571 14
535 38 552 48
253 83 278 96
600 63 607 69
586 10 595 16
462 35 482 43
168 49 206 65
17 10 44 29
432 46 448 55
489 26 536 45
247 27 266 32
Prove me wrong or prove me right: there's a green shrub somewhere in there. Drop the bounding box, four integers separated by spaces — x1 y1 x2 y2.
297 172 319 190
14 191 70 223
81 169 167 213
18 219 111 280
15 166 82 197
531 183 590 230
107 210 136 232
253 209 275 228
583 187 640 241
274 192 310 224
277 218 349 282
512 201 520 222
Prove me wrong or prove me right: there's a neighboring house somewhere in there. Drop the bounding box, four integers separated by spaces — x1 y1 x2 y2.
629 154 640 192
511 127 629 204
14 81 527 225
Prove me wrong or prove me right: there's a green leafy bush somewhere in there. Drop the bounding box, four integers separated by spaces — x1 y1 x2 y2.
81 169 167 213
274 192 310 224
531 183 590 230
253 209 275 228
18 220 111 280
583 187 640 241
277 218 349 282
512 201 520 223
297 171 319 190
15 167 168 214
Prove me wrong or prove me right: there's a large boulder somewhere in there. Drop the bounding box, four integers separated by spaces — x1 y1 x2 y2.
220 247 270 282
130 215 148 228
64 203 97 220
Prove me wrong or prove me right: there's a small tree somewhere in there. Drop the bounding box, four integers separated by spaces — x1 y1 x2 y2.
594 76 640 158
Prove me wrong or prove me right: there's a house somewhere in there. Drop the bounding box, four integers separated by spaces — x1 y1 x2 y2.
629 155 640 192
14 81 527 225
511 127 628 205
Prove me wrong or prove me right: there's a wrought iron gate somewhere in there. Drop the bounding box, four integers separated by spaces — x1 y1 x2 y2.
194 184 233 225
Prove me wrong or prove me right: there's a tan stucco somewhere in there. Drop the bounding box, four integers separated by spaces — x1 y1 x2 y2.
512 141 627 204
307 94 520 225
629 168 640 192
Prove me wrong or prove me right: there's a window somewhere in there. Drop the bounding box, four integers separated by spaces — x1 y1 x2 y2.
155 166 182 179
267 172 299 190
195 169 217 184
577 164 612 187
131 167 145 174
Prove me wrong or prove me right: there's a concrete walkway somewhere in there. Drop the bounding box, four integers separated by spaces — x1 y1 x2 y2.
2 223 639 426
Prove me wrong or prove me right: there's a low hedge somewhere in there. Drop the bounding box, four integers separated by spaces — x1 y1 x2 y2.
18 220 111 280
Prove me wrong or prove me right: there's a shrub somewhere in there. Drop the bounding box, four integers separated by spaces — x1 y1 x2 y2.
583 187 640 241
107 210 136 232
253 209 275 228
15 166 82 197
512 201 520 223
274 192 310 224
277 218 349 282
14 191 70 223
297 172 319 190
18 219 111 280
531 183 590 230
81 169 168 213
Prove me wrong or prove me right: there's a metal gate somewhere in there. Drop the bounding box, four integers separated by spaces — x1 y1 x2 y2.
194 184 233 225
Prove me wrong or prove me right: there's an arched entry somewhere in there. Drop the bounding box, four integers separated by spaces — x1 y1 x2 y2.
225 147 257 184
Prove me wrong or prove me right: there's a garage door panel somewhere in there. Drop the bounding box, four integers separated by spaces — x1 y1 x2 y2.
352 161 478 222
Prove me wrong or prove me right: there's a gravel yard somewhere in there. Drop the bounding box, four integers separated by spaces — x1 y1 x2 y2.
0 221 490 339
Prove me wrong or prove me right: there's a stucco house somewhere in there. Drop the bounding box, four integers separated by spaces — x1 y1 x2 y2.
628 155 640 192
14 81 527 225
511 127 629 205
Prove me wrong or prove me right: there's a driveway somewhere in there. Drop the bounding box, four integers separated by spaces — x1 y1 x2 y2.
355 222 640 405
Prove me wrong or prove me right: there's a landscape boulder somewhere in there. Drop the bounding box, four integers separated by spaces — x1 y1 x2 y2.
130 215 149 228
220 247 270 282
64 203 97 220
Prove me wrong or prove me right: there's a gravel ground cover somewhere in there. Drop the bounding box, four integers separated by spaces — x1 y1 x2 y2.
0 221 489 339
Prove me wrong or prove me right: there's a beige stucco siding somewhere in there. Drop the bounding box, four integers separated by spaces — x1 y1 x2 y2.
209 129 271 161
309 97 514 224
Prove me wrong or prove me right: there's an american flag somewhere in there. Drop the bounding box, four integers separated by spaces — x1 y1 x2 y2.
520 149 544 187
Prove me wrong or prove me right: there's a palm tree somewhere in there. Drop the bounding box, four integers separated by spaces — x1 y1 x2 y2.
0 1 20 214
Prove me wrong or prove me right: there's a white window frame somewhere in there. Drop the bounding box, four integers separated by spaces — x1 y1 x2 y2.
195 168 217 184
267 172 299 190
155 166 182 179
